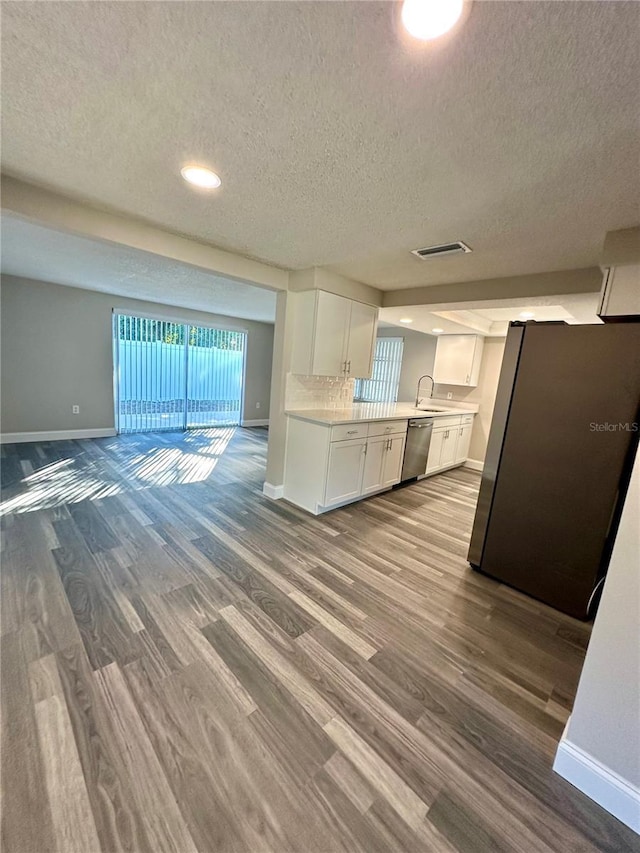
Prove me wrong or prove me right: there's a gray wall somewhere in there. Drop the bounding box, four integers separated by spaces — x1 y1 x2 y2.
377 327 505 466
376 326 437 404
1 275 274 434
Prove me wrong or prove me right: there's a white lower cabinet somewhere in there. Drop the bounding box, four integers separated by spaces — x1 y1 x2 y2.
327 428 406 507
361 436 388 495
426 429 446 475
283 412 475 514
382 435 406 488
284 417 407 514
439 428 458 469
454 423 473 465
361 434 406 495
325 438 367 504
424 414 475 476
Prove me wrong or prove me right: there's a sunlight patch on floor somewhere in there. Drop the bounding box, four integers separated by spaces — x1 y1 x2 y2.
0 428 236 515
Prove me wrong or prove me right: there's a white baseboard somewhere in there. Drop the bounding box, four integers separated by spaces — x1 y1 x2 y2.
464 458 484 472
263 482 284 500
241 419 270 427
554 724 640 834
1 428 117 444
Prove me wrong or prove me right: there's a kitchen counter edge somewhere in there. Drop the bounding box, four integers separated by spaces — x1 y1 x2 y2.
285 404 478 426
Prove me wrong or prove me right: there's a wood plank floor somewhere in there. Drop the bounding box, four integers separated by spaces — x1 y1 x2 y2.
2 427 638 853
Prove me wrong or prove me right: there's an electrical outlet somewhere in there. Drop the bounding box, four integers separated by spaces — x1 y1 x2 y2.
446 392 453 400
256 402 261 409
72 404 80 414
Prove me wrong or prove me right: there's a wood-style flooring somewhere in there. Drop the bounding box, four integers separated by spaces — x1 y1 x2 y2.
1 427 637 853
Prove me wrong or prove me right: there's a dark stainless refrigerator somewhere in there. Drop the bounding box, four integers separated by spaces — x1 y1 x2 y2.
468 321 640 619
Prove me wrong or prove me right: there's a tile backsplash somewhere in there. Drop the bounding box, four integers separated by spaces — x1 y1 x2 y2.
286 374 355 410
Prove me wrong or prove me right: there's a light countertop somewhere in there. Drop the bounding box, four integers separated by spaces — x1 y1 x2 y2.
285 400 479 426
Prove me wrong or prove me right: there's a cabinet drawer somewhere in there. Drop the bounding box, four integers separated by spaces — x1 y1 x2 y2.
331 423 369 442
460 414 474 425
367 419 408 437
432 416 462 431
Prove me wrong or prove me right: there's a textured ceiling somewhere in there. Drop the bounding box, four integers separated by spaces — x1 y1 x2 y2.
2 2 639 290
0 215 277 323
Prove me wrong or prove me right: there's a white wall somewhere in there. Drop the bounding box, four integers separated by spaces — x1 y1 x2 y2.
554 450 640 832
1 275 274 435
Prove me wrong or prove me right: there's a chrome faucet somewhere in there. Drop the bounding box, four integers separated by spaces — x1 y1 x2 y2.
415 374 435 408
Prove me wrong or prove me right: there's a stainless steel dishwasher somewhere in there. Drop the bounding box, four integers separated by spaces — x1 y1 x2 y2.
400 418 433 481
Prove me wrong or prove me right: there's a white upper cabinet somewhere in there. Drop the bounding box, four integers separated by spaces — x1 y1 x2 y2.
598 265 640 320
290 290 378 378
310 291 351 376
433 335 484 386
345 299 378 378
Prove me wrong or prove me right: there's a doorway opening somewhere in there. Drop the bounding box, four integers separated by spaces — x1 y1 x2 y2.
114 313 246 433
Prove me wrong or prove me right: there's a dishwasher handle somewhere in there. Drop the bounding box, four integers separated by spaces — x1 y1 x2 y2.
408 419 433 429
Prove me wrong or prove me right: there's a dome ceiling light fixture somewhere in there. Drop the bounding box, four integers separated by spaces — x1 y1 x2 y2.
401 0 467 41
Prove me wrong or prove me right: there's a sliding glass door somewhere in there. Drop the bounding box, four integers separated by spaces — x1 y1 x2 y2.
114 314 246 433
185 326 245 428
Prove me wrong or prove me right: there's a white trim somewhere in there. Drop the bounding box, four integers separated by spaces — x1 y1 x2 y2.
263 482 284 500
554 723 640 834
464 458 484 472
1 428 117 444
242 419 269 427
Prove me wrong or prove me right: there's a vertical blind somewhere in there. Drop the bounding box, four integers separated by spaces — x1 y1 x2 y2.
115 314 246 433
353 337 404 403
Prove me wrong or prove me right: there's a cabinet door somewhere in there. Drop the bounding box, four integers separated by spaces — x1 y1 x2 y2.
381 435 406 487
439 428 458 468
361 437 386 495
346 301 378 378
311 291 350 376
434 335 478 385
598 265 640 318
425 429 445 474
324 438 366 505
454 424 473 464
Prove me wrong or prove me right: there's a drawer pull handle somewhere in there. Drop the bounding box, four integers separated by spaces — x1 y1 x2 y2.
347 429 358 435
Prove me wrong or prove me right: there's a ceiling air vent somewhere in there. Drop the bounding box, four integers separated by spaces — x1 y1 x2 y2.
411 241 472 259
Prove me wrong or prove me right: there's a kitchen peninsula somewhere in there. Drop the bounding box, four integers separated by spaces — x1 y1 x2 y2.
283 400 478 515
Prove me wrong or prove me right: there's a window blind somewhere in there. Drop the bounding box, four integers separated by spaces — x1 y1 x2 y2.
353 337 404 403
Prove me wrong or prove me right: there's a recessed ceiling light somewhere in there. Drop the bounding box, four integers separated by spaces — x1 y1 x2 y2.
432 327 444 333
519 311 535 319
401 0 465 41
180 165 221 189
399 318 413 324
